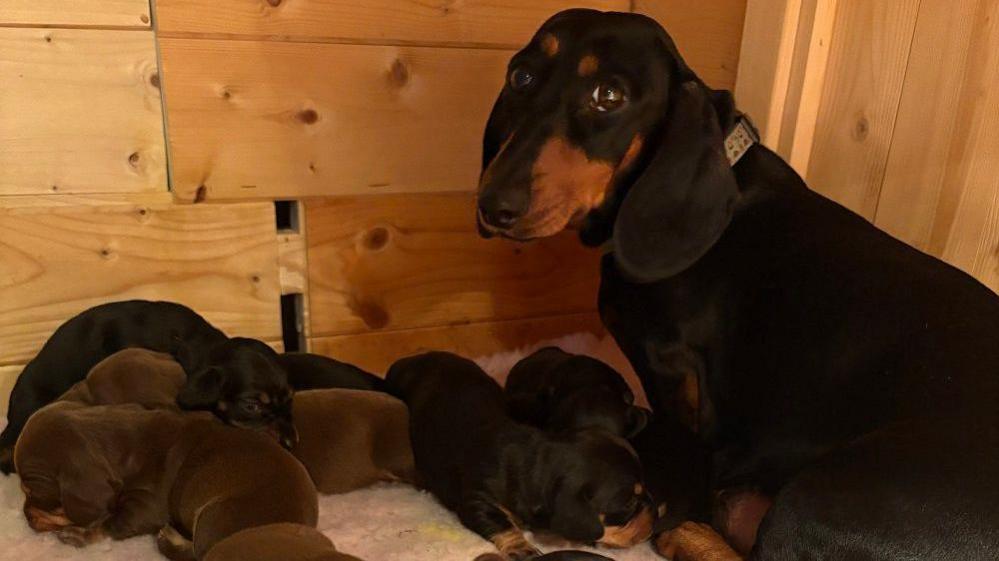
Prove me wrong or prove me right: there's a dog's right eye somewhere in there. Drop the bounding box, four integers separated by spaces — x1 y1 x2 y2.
509 66 535 91
240 400 262 414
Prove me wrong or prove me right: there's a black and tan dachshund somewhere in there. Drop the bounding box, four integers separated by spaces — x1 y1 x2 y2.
386 351 655 560
476 8 999 561
0 300 297 473
504 346 649 438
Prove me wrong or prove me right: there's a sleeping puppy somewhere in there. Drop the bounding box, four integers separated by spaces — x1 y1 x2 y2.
203 523 363 561
290 389 416 494
14 401 317 559
175 337 297 449
63 348 410 497
386 351 655 561
278 353 385 392
505 347 649 438
0 300 296 473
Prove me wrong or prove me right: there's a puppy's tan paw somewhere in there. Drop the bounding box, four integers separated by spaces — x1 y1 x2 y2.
55 525 102 547
656 522 741 561
490 528 541 561
156 525 195 561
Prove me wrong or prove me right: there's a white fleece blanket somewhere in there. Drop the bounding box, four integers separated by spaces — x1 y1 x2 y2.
0 334 660 561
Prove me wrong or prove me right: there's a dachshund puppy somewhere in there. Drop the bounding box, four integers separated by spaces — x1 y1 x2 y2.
278 353 385 392
58 348 185 409
386 351 654 561
203 523 363 561
175 337 297 449
505 348 708 531
505 347 649 438
290 389 415 494
0 300 297 473
61 348 410 497
15 402 317 559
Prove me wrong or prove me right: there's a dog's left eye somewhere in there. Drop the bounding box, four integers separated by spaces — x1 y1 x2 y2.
590 84 627 112
509 66 535 91
241 400 262 414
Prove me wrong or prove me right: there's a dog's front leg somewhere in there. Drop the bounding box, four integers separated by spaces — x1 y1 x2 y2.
458 495 540 561
103 488 168 540
656 522 742 561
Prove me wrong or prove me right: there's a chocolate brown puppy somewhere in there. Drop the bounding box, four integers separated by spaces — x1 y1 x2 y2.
387 351 655 561
505 347 649 438
203 523 363 561
58 348 185 409
290 389 416 494
15 402 317 559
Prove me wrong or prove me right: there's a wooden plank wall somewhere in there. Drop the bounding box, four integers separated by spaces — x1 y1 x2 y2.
738 0 999 294
0 0 748 412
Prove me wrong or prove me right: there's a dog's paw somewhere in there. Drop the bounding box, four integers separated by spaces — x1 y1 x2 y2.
0 446 14 475
156 526 195 561
490 528 541 561
55 525 101 548
655 522 741 561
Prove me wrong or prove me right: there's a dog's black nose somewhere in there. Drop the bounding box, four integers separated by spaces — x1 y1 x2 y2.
478 193 526 230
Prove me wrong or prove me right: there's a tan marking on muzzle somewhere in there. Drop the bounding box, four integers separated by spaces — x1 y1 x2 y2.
598 505 655 548
541 33 559 57
578 55 599 77
25 504 73 532
522 136 615 237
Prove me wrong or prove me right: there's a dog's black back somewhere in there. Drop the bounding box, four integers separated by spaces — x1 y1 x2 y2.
1 300 226 470
277 353 384 392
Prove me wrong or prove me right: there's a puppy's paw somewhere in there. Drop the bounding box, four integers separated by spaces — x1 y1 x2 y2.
156 525 195 561
490 528 541 561
0 446 14 475
55 525 102 547
655 522 741 561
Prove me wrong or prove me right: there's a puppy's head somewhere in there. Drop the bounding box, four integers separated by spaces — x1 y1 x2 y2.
507 347 649 438
477 9 740 282
548 431 655 548
176 338 297 448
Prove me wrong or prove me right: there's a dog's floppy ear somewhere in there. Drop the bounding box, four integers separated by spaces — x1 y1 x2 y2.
612 78 739 283
550 483 604 543
176 366 224 410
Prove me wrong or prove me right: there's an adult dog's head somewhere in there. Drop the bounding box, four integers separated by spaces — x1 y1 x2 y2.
477 9 740 282
176 337 297 449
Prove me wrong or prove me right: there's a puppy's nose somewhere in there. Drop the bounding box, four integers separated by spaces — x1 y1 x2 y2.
477 190 528 231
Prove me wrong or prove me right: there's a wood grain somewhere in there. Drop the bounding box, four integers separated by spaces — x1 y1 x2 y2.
803 0 920 219
0 28 166 196
0 202 281 366
159 38 508 202
154 0 627 48
874 0 989 252
306 193 602 338
0 365 20 417
634 0 747 90
0 0 150 28
309 312 605 374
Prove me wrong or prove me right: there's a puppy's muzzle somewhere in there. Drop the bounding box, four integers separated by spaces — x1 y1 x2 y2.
598 504 655 548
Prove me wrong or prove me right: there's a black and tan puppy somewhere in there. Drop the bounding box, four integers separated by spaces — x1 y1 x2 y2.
278 352 385 392
505 347 648 438
15 401 317 559
290 388 415 494
0 300 296 473
504 348 708 531
203 523 363 561
386 351 654 561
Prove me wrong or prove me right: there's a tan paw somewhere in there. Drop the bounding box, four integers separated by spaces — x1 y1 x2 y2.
55 525 103 547
656 522 741 561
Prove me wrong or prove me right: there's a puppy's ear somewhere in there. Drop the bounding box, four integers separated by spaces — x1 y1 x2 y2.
612 79 739 283
176 366 224 410
550 485 604 543
625 406 651 439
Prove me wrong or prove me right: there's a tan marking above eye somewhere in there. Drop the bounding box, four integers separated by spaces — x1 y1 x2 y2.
259 392 271 404
635 483 645 495
217 401 228 411
541 33 559 57
578 55 599 77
